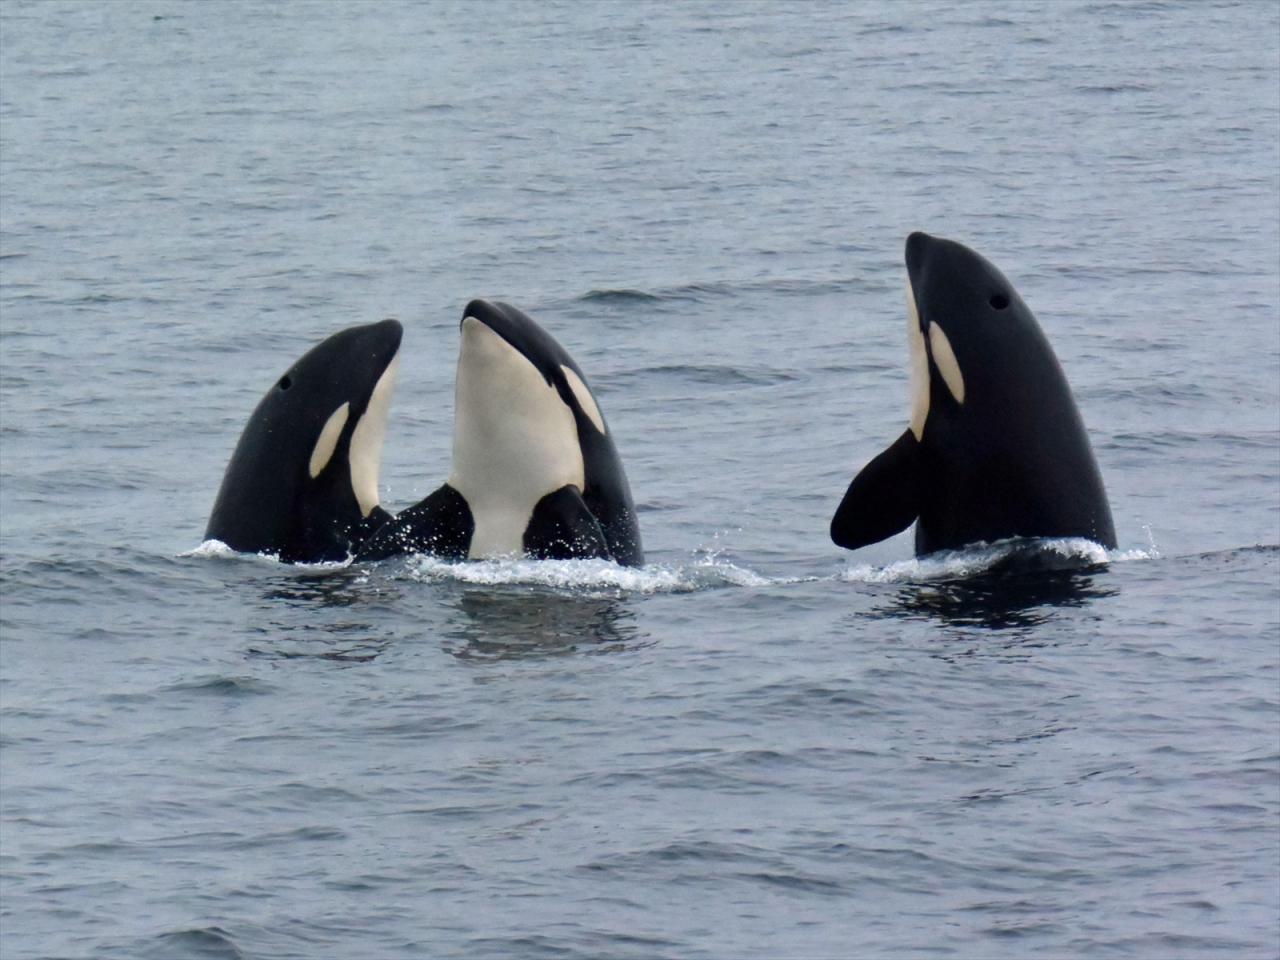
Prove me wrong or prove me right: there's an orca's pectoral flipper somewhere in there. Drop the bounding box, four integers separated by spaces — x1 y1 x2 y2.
355 483 474 561
830 429 922 551
524 485 611 561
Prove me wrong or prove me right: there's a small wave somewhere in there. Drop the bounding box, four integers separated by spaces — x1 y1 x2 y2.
1077 83 1154 94
608 363 799 386
141 926 244 960
404 554 772 595
842 537 1156 584
575 281 737 305
162 675 274 697
578 288 666 303
1196 543 1280 560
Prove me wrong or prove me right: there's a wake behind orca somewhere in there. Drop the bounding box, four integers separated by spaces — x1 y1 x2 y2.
831 232 1116 556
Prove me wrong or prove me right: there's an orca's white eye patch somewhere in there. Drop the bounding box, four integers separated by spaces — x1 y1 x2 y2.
561 365 605 434
309 402 350 478
928 323 965 405
349 352 399 517
907 277 929 441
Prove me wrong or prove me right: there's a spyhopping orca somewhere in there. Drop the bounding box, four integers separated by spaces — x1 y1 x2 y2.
831 232 1116 555
356 300 643 566
205 319 402 563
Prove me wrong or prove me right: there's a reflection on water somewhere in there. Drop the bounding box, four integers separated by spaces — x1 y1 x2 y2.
247 622 394 663
443 589 645 661
874 566 1117 630
260 567 399 608
249 568 399 662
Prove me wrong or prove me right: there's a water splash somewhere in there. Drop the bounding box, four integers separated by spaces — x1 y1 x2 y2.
179 538 238 559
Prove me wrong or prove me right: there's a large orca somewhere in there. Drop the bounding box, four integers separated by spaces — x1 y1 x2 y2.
831 232 1116 555
206 319 402 562
357 300 643 566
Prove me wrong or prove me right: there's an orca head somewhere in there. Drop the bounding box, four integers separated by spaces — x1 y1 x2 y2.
832 233 1116 555
448 300 594 559
459 300 609 435
353 299 642 567
206 319 402 562
904 231 1033 437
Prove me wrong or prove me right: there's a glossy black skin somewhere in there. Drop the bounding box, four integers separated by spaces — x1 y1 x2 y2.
831 232 1116 555
356 483 472 561
206 319 402 563
357 300 644 566
523 485 612 560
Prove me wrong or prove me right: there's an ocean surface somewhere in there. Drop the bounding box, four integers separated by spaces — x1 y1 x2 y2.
2 2 1278 958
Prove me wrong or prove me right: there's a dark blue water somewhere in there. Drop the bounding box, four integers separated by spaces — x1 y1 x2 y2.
2 2 1277 958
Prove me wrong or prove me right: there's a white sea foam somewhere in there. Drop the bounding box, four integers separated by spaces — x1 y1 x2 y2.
178 540 354 570
180 539 772 589
179 539 238 559
401 553 776 595
183 537 1158 589
841 537 1159 584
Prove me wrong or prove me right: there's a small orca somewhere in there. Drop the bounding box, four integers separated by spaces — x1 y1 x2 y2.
831 232 1116 555
357 300 644 566
206 319 402 562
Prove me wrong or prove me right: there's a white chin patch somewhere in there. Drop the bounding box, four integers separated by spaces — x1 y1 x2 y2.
561 365 605 434
349 352 399 518
906 277 929 441
309 402 350 479
928 322 965 405
449 317 585 559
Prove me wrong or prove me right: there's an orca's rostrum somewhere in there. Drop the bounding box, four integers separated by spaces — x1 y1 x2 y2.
830 232 1116 555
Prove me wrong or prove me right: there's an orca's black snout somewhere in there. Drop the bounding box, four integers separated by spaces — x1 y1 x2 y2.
905 231 935 278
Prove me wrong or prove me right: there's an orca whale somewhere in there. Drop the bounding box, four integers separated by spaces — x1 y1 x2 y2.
830 232 1116 555
206 319 402 562
357 300 643 566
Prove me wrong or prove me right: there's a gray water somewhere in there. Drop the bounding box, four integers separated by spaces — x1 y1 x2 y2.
2 2 1278 958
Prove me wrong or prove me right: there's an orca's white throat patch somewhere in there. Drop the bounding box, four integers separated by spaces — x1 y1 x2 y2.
349 352 399 517
449 317 585 559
